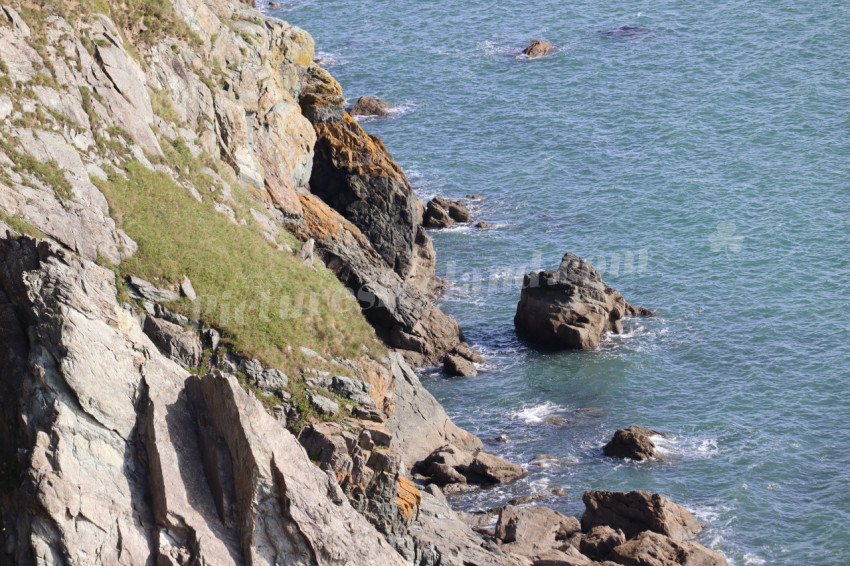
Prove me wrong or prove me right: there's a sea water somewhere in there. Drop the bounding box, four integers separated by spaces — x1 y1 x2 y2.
268 1 850 563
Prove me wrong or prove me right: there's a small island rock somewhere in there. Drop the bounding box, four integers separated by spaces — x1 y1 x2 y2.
522 39 555 59
351 96 393 117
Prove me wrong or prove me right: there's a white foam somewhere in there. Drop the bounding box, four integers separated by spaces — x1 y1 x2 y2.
743 554 766 565
352 101 416 122
510 402 564 424
314 51 346 68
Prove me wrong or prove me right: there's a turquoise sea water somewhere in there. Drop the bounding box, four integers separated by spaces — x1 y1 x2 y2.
270 2 850 564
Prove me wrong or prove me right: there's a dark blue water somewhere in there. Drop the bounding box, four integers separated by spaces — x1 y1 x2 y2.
269 1 850 563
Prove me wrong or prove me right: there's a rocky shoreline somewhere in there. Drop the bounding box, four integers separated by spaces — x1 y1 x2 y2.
0 0 724 564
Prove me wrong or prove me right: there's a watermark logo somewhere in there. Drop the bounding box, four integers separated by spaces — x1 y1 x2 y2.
709 222 743 256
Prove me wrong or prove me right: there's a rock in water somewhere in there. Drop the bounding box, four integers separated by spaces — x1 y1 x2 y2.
610 531 727 566
351 96 393 117
604 425 666 461
514 253 652 349
581 490 704 541
443 353 478 377
521 39 555 59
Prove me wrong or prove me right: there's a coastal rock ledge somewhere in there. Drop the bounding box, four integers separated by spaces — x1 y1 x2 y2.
514 253 653 349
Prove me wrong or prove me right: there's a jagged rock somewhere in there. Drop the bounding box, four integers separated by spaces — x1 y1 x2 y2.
309 393 340 416
309 113 423 279
254 368 289 392
180 275 197 301
242 358 264 380
581 491 703 541
408 491 516 566
522 39 555 58
0 235 407 564
444 353 478 376
351 96 393 117
609 531 727 566
468 451 526 484
143 315 203 367
297 237 316 267
299 422 354 482
330 375 373 404
514 253 652 350
603 426 666 461
423 199 454 228
423 197 472 228
299 65 346 123
386 351 483 469
129 275 180 302
496 505 581 563
580 526 627 561
203 327 221 352
289 194 464 365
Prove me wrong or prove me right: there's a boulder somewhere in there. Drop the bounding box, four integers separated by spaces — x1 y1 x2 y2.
129 275 179 302
254 368 289 393
581 491 703 541
531 546 593 565
496 505 580 544
296 237 315 267
468 451 526 484
514 253 652 350
609 531 727 566
580 525 626 561
423 199 454 228
309 393 340 416
351 96 393 117
604 426 666 461
444 353 478 377
180 275 197 301
522 40 555 59
143 315 203 367
476 221 492 228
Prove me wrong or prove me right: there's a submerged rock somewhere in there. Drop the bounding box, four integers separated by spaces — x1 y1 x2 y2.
581 490 703 541
604 425 667 461
514 253 652 349
521 39 555 59
351 96 393 117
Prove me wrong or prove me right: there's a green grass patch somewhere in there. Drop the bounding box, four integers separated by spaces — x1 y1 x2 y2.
93 160 384 378
0 210 44 238
150 88 180 124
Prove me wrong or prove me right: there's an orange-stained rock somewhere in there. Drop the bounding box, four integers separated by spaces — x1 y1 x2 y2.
395 476 422 521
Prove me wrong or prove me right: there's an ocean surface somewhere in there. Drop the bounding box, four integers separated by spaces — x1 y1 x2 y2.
269 2 850 564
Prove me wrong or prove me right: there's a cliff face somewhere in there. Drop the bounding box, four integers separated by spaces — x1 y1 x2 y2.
0 0 503 563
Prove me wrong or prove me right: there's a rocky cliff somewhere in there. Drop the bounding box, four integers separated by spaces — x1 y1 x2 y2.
0 1 723 565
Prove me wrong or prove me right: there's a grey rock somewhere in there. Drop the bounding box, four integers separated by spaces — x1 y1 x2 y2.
467 452 526 484
515 253 652 350
443 353 478 377
143 315 203 367
495 505 581 561
154 303 189 326
258 368 289 390
386 352 483 469
242 358 264 381
309 393 340 416
203 327 221 352
581 490 704 541
297 237 315 267
129 275 180 303
180 275 197 301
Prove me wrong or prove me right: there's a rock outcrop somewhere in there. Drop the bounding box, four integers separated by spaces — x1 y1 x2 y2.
0 235 407 564
581 490 704 541
610 531 727 566
604 426 667 461
515 253 652 349
521 39 555 59
422 197 473 228
351 96 393 117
